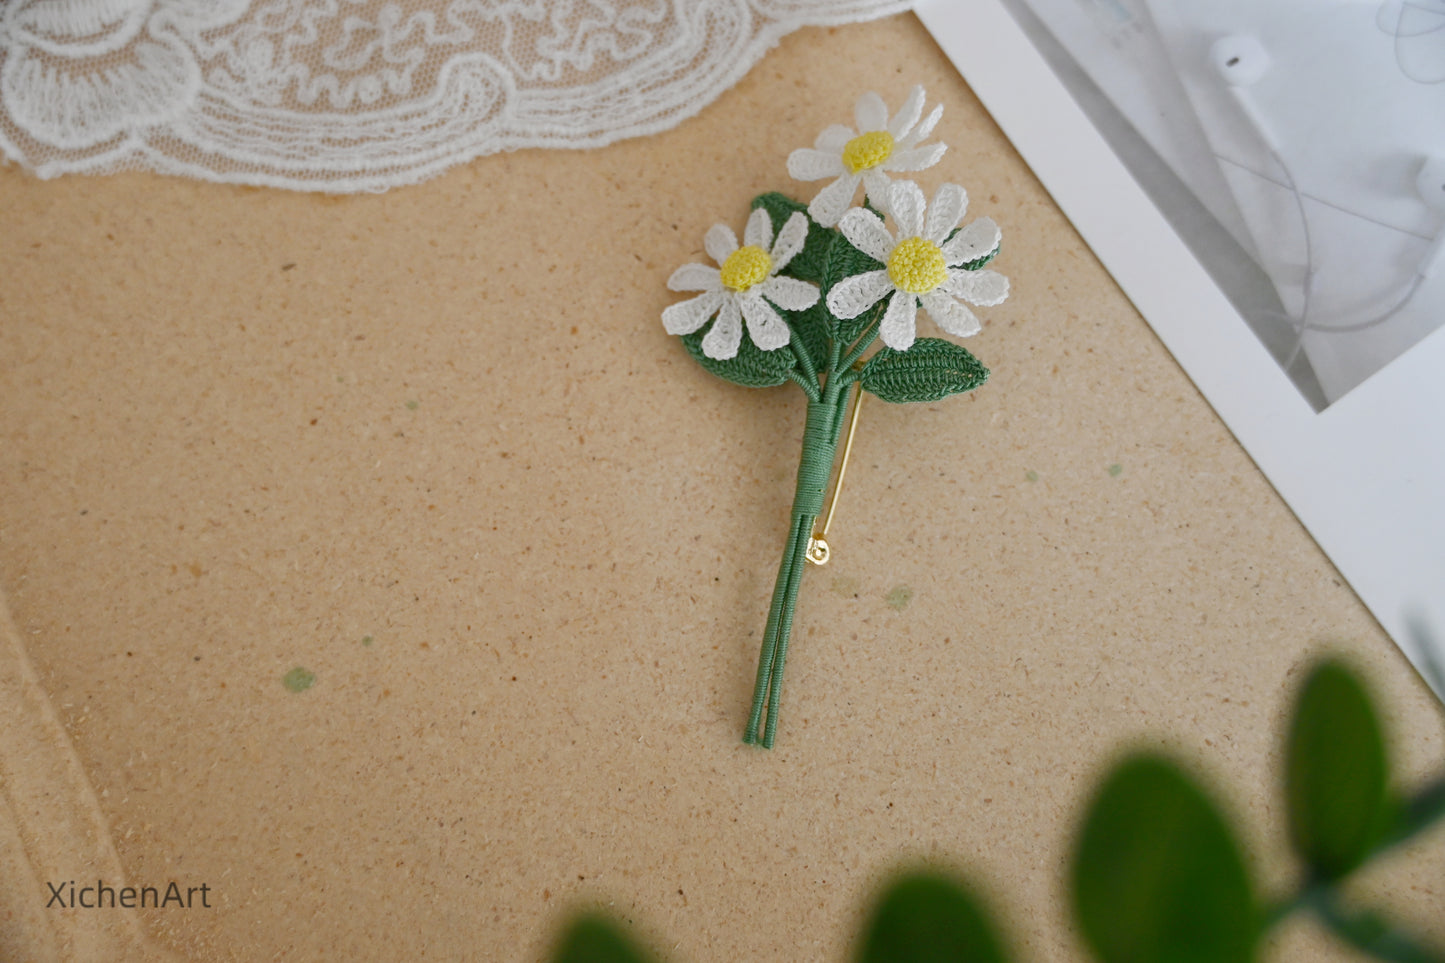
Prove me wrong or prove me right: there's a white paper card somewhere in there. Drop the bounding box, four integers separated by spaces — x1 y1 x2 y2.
916 0 1445 699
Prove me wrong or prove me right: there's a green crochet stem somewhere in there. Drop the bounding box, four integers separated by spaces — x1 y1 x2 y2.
743 333 871 748
743 513 814 748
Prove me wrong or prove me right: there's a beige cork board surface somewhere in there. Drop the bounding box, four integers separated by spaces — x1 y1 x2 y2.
0 13 1441 963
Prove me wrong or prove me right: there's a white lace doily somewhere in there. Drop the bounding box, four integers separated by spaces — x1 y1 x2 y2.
0 0 910 193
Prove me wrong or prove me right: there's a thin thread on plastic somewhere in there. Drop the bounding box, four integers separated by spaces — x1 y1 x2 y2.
1377 0 1445 84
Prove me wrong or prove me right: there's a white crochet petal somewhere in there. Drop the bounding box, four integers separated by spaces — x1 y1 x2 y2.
787 147 846 182
838 208 894 263
861 168 893 214
942 217 1001 265
739 291 791 351
702 296 743 359
924 183 968 244
667 262 722 292
760 275 819 311
943 268 1009 306
921 290 982 338
883 143 947 173
662 290 724 335
889 180 926 239
901 104 943 148
815 124 855 153
888 85 925 140
704 223 738 265
826 269 892 320
855 90 888 132
769 212 810 273
744 206 773 250
807 172 860 228
878 291 918 350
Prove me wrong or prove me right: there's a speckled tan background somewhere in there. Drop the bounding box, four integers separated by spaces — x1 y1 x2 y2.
0 14 1441 963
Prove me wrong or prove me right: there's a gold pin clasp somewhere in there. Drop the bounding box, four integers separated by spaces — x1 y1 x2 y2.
805 536 831 565
805 383 864 566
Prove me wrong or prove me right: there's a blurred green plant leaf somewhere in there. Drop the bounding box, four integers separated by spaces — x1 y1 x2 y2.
1286 660 1392 880
1382 776 1445 851
857 870 1010 963
1072 753 1257 963
860 338 989 404
1310 891 1445 963
551 914 654 963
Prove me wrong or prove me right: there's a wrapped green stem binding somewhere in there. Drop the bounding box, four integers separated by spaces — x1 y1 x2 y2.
744 394 852 747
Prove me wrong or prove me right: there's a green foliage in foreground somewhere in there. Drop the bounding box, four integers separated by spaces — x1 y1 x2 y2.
548 658 1444 963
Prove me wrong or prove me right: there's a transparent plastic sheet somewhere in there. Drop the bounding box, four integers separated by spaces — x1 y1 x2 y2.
0 591 178 962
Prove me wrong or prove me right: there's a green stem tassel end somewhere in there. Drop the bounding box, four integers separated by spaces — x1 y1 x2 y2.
744 397 849 748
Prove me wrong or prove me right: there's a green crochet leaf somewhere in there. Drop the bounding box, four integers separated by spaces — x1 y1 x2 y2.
749 192 911 353
788 300 830 377
860 338 989 404
750 192 832 285
681 326 796 389
837 298 888 351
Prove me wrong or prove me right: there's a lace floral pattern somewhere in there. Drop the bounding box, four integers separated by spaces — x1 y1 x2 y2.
0 0 909 192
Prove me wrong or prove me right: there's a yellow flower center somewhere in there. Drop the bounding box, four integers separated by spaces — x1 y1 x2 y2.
841 130 896 174
887 236 948 294
719 245 772 292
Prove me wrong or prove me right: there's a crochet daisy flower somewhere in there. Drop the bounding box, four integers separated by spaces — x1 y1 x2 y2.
786 85 948 227
826 180 1008 351
663 207 820 360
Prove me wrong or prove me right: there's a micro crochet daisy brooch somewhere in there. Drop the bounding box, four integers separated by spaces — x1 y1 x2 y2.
663 86 1008 749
